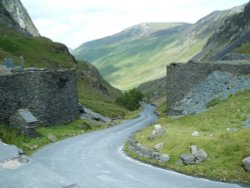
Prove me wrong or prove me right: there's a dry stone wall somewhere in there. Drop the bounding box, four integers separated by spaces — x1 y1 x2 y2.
166 61 250 115
0 68 79 125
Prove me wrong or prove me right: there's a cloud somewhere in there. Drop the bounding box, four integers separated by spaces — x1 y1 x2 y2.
21 0 248 48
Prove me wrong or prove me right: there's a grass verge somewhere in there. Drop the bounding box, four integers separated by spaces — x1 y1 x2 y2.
0 119 110 156
125 90 250 184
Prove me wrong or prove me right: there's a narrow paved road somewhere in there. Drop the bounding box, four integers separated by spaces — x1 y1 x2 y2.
32 105 246 188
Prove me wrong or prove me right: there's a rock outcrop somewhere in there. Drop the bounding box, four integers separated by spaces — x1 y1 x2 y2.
0 0 40 36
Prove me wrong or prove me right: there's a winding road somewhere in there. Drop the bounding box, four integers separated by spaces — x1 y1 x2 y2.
30 104 245 188
0 105 247 187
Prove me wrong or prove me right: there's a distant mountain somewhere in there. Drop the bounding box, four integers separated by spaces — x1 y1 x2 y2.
0 0 39 36
73 5 243 89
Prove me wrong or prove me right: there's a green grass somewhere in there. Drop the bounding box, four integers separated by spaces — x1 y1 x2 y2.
235 42 250 54
0 119 110 155
126 90 250 184
77 79 127 119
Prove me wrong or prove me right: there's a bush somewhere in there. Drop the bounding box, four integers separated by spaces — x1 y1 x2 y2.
116 89 143 111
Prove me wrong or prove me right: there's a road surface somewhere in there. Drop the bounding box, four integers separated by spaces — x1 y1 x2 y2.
31 105 246 188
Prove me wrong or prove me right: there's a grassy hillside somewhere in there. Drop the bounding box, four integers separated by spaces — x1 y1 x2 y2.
77 61 127 118
126 91 250 184
73 23 207 89
73 6 242 90
0 25 76 69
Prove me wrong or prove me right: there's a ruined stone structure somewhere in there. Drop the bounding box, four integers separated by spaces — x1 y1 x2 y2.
0 68 80 129
166 61 250 115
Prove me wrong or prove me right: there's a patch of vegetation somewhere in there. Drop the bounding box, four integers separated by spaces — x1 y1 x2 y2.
235 42 250 54
77 79 127 119
126 90 250 184
116 89 143 111
0 119 109 155
206 97 224 108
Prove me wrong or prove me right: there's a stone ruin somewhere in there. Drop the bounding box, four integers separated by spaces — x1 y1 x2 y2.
0 66 80 136
166 60 250 115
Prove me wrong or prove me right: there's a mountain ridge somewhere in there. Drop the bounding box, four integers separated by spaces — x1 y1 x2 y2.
73 4 244 89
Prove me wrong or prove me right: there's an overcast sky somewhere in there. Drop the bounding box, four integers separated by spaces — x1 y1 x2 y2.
21 0 248 49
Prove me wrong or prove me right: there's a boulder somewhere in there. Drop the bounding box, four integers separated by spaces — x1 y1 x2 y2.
159 154 170 163
192 131 200 137
47 134 57 142
195 149 208 163
242 157 250 172
149 124 165 140
180 154 196 165
180 147 208 165
154 143 164 151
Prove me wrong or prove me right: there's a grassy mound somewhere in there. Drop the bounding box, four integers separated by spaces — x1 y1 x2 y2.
127 90 250 184
0 25 76 69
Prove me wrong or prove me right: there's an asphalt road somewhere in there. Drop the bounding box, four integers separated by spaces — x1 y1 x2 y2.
31 104 246 188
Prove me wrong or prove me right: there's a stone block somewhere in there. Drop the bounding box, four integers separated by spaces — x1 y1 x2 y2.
9 109 38 137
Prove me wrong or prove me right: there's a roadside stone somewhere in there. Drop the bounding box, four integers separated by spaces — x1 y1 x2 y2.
128 134 170 163
149 124 165 140
47 134 57 142
195 149 208 163
159 154 170 163
180 147 208 165
242 157 250 172
154 143 164 151
192 131 200 137
180 154 196 165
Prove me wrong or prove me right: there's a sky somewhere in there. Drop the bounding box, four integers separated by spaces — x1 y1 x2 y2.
21 0 249 49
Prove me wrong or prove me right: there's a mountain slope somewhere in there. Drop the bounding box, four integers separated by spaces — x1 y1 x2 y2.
73 23 188 89
0 0 39 36
193 2 250 61
73 5 243 89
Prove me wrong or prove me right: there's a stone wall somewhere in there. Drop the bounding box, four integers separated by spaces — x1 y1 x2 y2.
166 61 250 115
0 68 79 125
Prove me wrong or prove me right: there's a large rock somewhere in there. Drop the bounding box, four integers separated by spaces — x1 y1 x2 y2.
154 143 164 151
149 124 165 140
180 154 196 165
159 154 170 163
47 134 57 142
242 157 250 172
180 147 208 165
